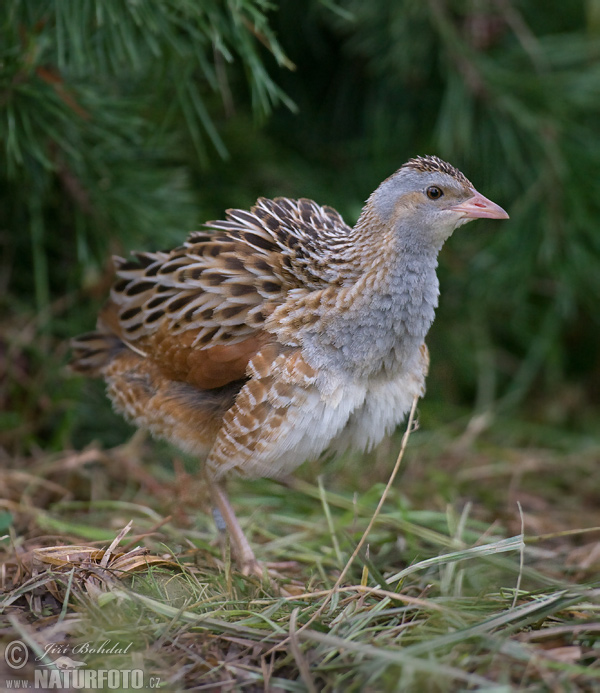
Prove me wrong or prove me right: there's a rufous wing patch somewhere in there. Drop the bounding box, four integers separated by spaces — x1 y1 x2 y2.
141 325 272 390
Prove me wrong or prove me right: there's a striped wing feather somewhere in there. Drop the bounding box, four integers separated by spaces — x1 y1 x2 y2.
102 197 352 390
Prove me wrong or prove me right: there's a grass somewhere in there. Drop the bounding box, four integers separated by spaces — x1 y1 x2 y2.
2 402 600 692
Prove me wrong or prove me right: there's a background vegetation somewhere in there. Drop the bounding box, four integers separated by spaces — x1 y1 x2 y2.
1 1 600 690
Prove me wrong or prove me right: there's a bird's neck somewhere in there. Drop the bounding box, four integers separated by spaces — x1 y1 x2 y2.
306 212 442 379
348 208 442 329
350 201 446 267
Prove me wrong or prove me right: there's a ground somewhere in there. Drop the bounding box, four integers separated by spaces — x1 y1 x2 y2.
1 403 600 692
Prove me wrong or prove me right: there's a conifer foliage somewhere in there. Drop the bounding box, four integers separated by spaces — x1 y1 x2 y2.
2 1 600 448
1 0 290 310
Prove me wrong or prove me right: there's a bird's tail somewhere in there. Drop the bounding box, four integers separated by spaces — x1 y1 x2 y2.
70 330 125 376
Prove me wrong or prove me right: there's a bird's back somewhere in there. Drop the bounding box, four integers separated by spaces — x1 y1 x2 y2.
72 197 352 371
71 197 364 470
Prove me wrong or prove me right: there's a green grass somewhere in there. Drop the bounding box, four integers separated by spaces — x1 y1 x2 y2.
2 413 600 691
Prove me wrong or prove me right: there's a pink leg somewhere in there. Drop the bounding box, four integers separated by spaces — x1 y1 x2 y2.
208 478 259 575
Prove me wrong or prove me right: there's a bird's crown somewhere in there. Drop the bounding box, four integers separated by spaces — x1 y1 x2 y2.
401 155 471 187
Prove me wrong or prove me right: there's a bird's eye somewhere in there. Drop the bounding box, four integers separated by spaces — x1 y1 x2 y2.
426 186 443 200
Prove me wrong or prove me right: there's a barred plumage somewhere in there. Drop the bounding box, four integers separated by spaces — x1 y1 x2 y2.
71 156 508 574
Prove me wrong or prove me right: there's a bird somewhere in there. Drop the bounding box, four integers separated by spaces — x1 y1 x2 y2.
71 155 508 575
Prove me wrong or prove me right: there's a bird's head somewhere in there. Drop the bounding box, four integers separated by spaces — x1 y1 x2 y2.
367 155 508 250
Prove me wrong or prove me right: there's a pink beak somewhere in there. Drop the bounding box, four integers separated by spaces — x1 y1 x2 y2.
449 190 509 220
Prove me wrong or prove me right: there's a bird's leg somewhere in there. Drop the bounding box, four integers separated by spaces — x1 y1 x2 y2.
207 478 260 575
207 479 299 597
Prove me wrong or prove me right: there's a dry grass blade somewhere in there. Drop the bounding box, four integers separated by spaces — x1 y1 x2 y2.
334 395 420 591
279 584 447 612
99 520 133 568
289 607 318 693
267 395 420 659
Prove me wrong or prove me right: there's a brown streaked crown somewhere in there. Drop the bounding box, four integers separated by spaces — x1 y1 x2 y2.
402 155 472 187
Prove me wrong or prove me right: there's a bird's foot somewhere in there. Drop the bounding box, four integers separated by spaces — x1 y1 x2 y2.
239 558 303 597
240 558 299 579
